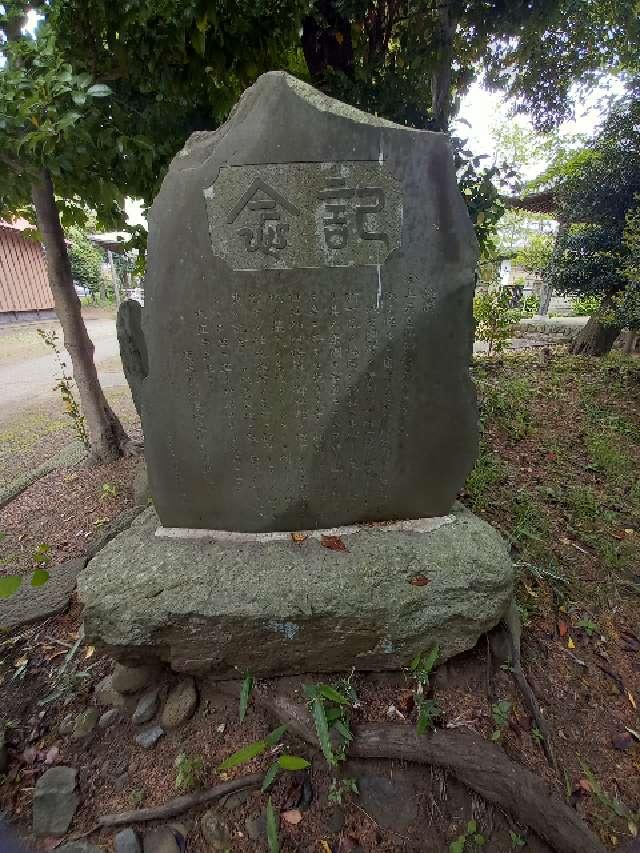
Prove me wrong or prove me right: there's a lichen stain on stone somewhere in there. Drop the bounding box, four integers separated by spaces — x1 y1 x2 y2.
267 620 300 640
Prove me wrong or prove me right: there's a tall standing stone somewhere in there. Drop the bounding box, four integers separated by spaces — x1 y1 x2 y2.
123 71 478 533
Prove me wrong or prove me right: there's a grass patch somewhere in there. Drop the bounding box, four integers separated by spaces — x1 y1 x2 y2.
464 446 507 512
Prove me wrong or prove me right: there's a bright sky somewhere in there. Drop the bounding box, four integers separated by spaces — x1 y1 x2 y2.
453 75 626 172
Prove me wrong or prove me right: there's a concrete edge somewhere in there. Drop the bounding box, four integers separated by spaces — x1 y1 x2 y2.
155 514 455 542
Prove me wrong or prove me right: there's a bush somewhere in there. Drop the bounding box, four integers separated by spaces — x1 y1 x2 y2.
474 286 517 354
68 227 106 298
572 294 602 316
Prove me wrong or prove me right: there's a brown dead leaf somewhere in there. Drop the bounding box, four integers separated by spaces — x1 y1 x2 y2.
558 620 569 638
577 778 592 794
320 842 332 853
409 575 430 587
282 809 303 825
291 532 307 544
320 535 347 552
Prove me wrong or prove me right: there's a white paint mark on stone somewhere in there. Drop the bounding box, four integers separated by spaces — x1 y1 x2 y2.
268 621 300 640
382 638 394 654
376 263 383 309
378 135 384 164
155 514 454 542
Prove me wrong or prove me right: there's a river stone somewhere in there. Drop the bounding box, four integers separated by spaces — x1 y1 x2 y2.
71 707 99 740
94 674 127 708
135 726 165 748
111 663 156 694
115 828 141 853
79 504 514 676
56 845 103 853
358 774 417 832
201 809 231 849
161 679 197 728
121 70 478 533
142 828 180 853
132 688 160 725
32 765 78 836
99 708 121 729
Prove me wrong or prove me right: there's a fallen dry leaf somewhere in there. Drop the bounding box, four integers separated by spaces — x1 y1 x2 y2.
84 645 95 659
320 535 347 552
409 575 430 587
628 691 637 710
291 532 307 543
320 842 332 853
559 621 569 638
567 637 576 650
281 809 303 825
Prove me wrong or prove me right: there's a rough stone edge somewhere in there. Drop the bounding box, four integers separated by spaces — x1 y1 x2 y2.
0 441 87 510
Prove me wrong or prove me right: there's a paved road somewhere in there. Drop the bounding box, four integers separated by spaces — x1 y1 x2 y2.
0 317 124 421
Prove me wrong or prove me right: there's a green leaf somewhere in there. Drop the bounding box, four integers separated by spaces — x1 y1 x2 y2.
467 820 477 834
277 754 311 770
31 569 49 588
217 724 286 771
261 762 280 792
0 576 22 599
86 83 112 97
266 796 280 853
334 719 353 743
317 684 352 705
266 724 288 746
217 738 269 771
310 696 335 766
449 839 465 853
239 673 253 723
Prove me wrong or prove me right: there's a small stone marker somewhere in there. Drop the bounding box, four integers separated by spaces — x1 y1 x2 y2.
121 70 478 533
115 828 141 853
32 765 78 836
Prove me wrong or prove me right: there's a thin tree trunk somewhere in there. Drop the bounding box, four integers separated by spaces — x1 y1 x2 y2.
570 294 621 356
31 169 132 463
430 1 456 131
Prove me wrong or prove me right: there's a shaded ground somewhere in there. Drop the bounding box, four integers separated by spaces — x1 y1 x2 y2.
0 347 638 852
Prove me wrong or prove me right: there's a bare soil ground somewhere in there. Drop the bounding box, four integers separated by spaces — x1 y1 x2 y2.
0 347 638 852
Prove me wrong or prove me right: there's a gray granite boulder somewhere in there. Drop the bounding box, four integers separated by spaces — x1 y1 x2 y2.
79 505 513 676
32 766 78 836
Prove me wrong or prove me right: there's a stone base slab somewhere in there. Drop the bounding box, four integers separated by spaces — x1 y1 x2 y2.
78 504 514 677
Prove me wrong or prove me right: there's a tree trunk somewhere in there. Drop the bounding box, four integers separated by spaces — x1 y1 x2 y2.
570 295 621 356
31 169 132 463
430 1 456 131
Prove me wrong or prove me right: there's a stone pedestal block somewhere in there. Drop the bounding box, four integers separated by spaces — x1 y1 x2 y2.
78 505 514 677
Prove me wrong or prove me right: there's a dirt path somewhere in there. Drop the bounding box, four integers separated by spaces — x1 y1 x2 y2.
0 316 124 425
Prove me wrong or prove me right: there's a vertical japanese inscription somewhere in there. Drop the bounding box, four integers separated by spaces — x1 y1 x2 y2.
204 162 402 271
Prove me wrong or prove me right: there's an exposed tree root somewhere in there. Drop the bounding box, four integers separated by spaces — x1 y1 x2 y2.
97 774 262 827
257 692 605 853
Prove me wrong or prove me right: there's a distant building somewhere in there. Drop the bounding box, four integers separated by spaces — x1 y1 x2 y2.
0 219 55 324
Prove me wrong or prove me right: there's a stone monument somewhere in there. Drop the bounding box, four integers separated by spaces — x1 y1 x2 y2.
81 72 514 676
